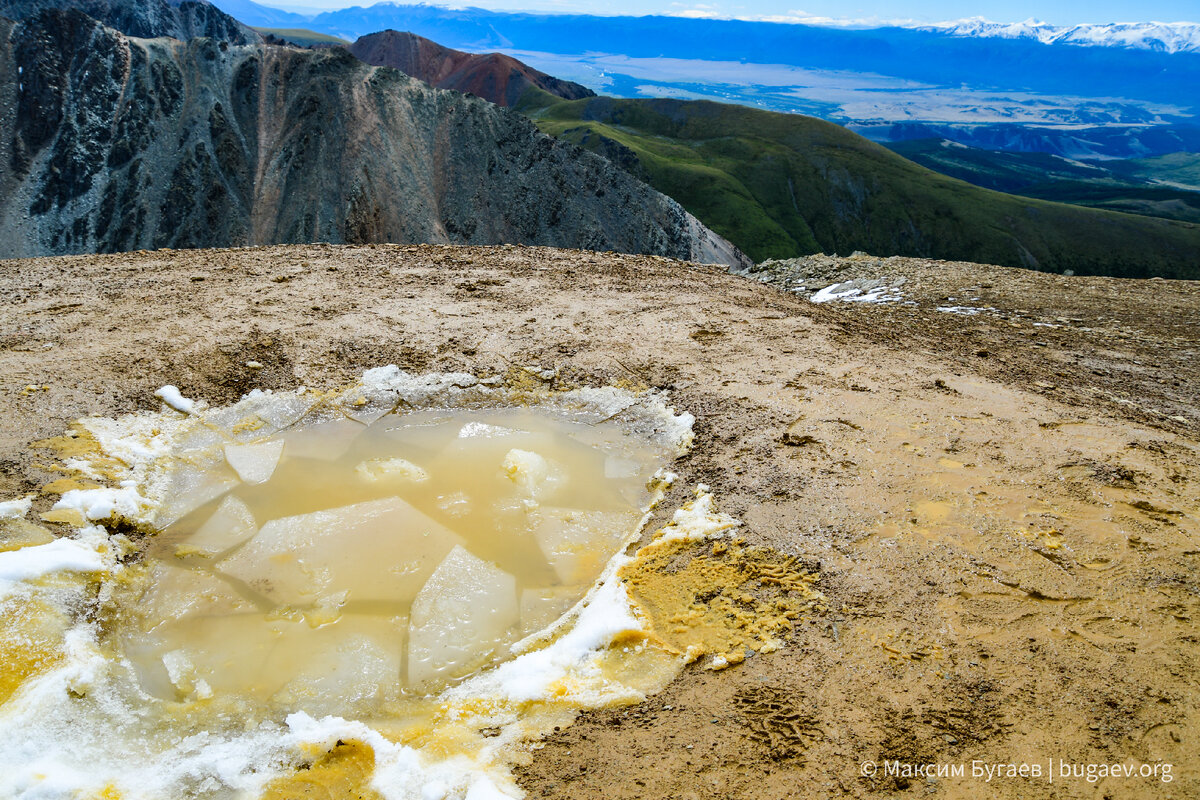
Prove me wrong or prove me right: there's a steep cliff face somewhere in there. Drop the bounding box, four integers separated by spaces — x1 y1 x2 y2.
0 10 747 267
0 0 261 43
347 30 594 107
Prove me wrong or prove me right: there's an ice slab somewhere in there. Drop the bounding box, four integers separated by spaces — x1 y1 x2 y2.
532 508 641 584
502 449 565 501
203 392 318 442
153 459 239 528
224 440 285 484
283 419 364 461
0 518 55 553
604 456 643 480
266 615 404 714
126 614 289 700
134 563 255 629
180 495 257 557
408 546 519 687
217 497 465 606
520 586 581 633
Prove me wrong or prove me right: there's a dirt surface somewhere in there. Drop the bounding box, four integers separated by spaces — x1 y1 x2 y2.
1 243 1198 799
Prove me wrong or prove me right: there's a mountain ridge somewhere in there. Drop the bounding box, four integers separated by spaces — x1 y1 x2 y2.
920 18 1200 54
0 8 746 266
527 94 1200 277
347 29 594 107
0 0 261 42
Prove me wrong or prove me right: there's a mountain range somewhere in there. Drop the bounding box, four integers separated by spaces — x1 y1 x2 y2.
921 18 1200 55
205 2 1199 163
208 3 1199 112
0 6 744 264
1 0 260 42
2 0 1198 279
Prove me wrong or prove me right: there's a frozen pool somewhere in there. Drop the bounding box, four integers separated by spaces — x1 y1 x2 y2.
119 407 671 715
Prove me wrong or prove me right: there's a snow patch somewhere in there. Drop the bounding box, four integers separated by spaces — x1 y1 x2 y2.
0 494 33 520
0 531 107 595
811 280 905 304
154 385 198 414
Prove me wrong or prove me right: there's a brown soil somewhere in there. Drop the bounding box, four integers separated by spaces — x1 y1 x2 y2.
1 244 1197 799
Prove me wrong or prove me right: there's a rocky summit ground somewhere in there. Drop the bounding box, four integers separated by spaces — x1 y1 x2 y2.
1 244 1198 799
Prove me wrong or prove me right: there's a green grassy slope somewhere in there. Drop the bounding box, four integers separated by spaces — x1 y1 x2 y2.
886 139 1200 225
1106 152 1200 191
520 94 1200 278
253 27 349 46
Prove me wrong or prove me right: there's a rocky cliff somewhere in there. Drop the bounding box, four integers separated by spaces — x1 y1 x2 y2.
0 10 747 266
347 30 594 107
0 0 260 43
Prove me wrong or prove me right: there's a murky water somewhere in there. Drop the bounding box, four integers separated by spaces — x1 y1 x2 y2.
120 408 669 715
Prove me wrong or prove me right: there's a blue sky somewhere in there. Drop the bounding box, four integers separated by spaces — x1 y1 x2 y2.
268 0 1199 25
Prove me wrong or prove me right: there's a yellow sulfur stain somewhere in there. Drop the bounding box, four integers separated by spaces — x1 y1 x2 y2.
619 538 824 665
261 740 383 800
0 597 70 706
0 518 55 553
232 417 265 434
40 477 104 495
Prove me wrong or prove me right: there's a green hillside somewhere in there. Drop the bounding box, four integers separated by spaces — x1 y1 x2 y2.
1106 152 1200 191
886 139 1200 225
519 93 1200 278
253 27 349 46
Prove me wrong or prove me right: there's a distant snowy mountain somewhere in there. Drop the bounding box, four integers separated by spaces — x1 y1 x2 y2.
922 18 1200 54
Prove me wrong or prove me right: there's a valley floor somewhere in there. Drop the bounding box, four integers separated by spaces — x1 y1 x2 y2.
1 244 1197 799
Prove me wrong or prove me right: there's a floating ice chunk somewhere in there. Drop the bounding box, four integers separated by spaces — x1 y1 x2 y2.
267 616 404 714
520 586 581 634
531 508 640 584
125 614 286 699
218 497 465 606
408 546 519 686
224 440 285 484
283 419 364 461
203 390 317 442
502 449 565 501
179 496 257 557
356 457 429 484
604 456 642 479
153 461 239 528
135 562 254 626
138 613 401 708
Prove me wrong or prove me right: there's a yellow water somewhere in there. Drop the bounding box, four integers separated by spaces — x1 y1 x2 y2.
120 408 669 716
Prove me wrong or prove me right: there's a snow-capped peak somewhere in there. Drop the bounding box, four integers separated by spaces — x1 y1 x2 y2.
920 17 1200 54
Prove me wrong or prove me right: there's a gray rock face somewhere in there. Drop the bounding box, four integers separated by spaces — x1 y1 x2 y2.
0 0 261 44
0 11 749 267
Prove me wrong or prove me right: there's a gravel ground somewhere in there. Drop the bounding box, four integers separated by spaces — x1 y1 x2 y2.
1 243 1197 799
